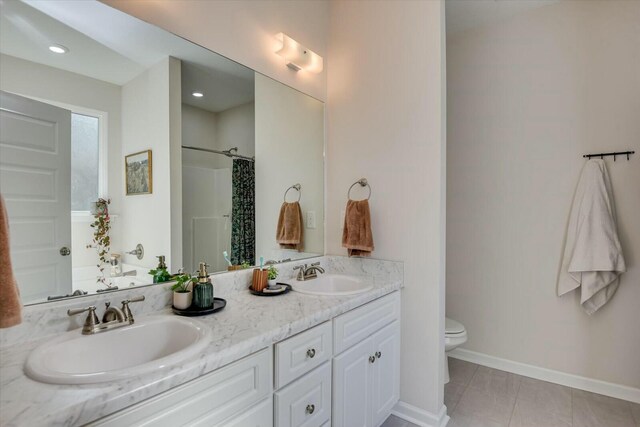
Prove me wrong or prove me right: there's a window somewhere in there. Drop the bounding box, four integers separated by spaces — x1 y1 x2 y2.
70 113 100 211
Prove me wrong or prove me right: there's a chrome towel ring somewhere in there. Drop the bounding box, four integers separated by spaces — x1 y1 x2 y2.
284 183 301 202
348 178 371 201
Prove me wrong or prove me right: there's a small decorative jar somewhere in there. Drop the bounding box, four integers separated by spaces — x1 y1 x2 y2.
252 269 268 292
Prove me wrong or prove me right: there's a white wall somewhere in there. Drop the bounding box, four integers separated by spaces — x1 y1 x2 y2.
182 102 255 170
217 102 255 160
327 0 447 420
255 73 324 262
182 104 219 169
121 57 181 271
101 0 329 101
447 0 640 388
168 57 183 270
0 53 123 269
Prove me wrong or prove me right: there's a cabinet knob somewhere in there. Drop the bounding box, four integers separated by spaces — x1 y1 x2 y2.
369 355 376 363
375 351 382 358
306 348 316 358
60 246 71 256
306 404 315 414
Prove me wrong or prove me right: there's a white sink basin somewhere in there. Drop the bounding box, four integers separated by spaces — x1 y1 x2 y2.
25 316 210 385
291 274 373 296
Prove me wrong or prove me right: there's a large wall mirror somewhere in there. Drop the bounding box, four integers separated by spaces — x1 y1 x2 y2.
0 0 324 305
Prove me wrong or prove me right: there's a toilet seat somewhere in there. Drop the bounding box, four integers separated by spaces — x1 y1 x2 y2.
445 317 465 336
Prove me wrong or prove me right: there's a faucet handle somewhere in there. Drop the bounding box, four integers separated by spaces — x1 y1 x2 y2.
310 262 321 266
67 305 97 316
123 295 145 304
121 295 145 323
67 306 99 333
293 264 308 281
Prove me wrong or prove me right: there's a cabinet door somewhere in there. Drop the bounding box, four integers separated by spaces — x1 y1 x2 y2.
218 396 272 427
90 349 271 427
371 321 400 427
332 336 373 427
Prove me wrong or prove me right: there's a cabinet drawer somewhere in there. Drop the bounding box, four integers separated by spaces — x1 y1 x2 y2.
333 291 400 355
275 321 332 389
275 362 331 427
90 349 271 427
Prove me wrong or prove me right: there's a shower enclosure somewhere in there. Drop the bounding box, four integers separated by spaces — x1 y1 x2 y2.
182 146 255 273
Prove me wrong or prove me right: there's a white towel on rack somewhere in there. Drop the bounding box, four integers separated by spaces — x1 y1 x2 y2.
557 159 626 315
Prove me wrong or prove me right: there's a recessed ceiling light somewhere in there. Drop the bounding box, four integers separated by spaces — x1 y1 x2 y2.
48 44 68 54
192 92 204 98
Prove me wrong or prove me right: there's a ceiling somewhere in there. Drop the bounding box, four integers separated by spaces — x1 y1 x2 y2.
446 0 560 35
0 0 254 112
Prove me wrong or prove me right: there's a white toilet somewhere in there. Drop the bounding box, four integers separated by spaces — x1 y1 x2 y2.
444 317 467 384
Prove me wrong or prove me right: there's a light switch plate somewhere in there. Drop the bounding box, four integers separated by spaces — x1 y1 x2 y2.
306 211 316 229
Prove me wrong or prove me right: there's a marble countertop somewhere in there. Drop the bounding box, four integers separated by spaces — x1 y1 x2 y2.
0 273 401 426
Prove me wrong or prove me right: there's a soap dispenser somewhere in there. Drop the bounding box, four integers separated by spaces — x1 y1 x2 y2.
151 255 171 283
193 262 214 309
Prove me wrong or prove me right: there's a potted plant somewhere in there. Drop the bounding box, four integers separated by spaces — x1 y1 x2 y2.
171 273 196 309
149 266 171 283
86 198 111 287
267 265 278 288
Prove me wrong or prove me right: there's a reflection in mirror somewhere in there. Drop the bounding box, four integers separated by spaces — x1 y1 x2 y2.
180 63 256 273
0 0 324 306
255 74 324 263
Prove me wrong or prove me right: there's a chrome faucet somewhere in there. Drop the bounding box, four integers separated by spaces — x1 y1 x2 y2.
102 302 126 323
67 295 145 335
293 262 325 281
126 243 144 260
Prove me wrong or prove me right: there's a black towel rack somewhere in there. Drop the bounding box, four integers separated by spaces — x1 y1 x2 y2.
583 150 634 161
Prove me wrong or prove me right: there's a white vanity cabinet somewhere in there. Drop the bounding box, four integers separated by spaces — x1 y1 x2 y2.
332 292 401 427
89 349 272 427
88 290 400 427
271 292 401 427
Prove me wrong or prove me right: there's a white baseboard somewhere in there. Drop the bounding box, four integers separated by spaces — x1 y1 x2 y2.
392 401 449 427
449 348 640 404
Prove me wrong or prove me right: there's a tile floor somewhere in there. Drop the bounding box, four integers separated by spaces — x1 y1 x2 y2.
381 358 640 427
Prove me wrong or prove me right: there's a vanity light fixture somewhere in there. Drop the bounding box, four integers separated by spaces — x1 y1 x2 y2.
192 92 204 98
48 44 68 54
274 33 323 73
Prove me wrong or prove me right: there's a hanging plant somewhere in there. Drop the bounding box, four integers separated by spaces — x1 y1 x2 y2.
87 198 112 286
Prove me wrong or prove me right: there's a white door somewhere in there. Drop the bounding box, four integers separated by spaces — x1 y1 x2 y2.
0 91 72 301
332 336 373 427
371 321 401 427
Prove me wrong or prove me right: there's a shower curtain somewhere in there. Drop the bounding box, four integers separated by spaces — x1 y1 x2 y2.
231 159 255 265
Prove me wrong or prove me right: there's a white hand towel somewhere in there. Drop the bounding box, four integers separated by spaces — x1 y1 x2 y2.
557 159 626 315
